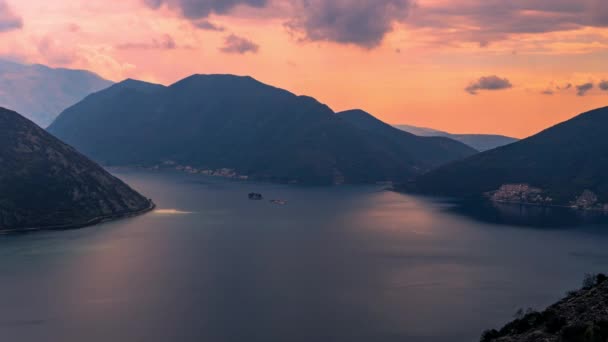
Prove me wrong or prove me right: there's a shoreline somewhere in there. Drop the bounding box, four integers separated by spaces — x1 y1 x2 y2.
391 187 608 214
0 199 156 234
489 199 608 213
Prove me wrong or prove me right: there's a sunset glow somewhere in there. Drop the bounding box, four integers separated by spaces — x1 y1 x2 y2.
3 0 608 137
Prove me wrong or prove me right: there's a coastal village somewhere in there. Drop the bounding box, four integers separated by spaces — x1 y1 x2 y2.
153 160 250 180
489 184 608 211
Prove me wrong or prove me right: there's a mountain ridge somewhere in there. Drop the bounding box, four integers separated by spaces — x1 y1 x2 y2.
395 124 518 151
403 106 608 207
48 74 476 185
0 60 113 127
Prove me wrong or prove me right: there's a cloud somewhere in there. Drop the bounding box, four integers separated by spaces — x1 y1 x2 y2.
220 34 259 54
541 82 573 95
0 0 22 32
116 34 178 50
409 0 608 46
144 0 268 19
286 0 412 49
599 80 608 91
194 20 225 31
37 37 77 65
465 75 513 95
576 82 594 96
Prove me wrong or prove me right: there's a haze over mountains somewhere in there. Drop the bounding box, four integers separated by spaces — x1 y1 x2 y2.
0 107 151 230
395 124 518 152
48 74 476 185
405 106 608 206
0 60 112 127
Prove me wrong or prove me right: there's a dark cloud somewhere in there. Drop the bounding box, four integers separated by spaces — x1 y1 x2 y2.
541 82 573 95
144 0 268 19
0 1 22 32
410 0 608 46
465 75 512 95
287 0 412 48
116 34 178 50
220 34 259 54
576 83 594 96
194 20 225 31
599 80 608 91
142 0 608 49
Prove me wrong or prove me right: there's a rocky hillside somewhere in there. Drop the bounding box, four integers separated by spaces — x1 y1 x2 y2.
481 274 608 342
0 107 152 230
405 106 608 207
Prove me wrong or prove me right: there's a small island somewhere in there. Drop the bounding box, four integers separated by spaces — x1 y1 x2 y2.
248 193 263 200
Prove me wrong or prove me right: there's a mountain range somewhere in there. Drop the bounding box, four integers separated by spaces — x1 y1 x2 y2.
0 59 112 127
0 107 152 231
395 124 518 152
338 109 477 165
48 74 477 185
404 106 608 207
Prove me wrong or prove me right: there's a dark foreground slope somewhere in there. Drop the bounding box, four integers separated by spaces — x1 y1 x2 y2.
481 274 608 342
405 106 608 206
0 108 152 230
0 60 112 127
49 74 475 185
395 124 518 151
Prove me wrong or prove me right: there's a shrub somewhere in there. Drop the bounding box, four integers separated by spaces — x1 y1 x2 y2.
583 273 598 289
560 324 587 342
544 310 567 333
480 329 500 342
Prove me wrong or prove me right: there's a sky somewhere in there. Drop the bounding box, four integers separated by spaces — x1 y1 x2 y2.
2 0 608 138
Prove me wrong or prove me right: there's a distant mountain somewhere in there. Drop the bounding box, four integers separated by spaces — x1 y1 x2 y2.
395 124 518 151
338 110 477 166
403 106 608 207
0 107 152 230
48 74 476 185
0 59 113 127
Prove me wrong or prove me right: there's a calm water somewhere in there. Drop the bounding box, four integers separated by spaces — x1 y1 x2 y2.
2 170 608 342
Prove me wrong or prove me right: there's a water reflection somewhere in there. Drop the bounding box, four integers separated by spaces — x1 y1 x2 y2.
1 171 608 342
154 209 194 215
448 199 608 228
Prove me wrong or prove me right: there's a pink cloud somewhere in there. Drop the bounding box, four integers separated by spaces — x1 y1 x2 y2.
0 0 22 32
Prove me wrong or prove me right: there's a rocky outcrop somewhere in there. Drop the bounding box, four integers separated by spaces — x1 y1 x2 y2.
481 274 608 342
0 107 152 230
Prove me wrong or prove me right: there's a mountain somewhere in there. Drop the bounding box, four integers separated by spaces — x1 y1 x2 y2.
404 106 608 207
395 124 518 151
481 274 608 342
338 110 477 165
0 107 152 231
48 74 476 185
0 59 113 127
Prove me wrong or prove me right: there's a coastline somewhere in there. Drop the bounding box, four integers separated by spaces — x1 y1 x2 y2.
489 199 608 213
392 186 608 214
0 199 156 234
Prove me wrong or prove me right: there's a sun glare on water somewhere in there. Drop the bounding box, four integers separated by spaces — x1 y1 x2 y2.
154 209 193 215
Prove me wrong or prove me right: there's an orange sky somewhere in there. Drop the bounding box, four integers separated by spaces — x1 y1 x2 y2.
2 0 608 138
